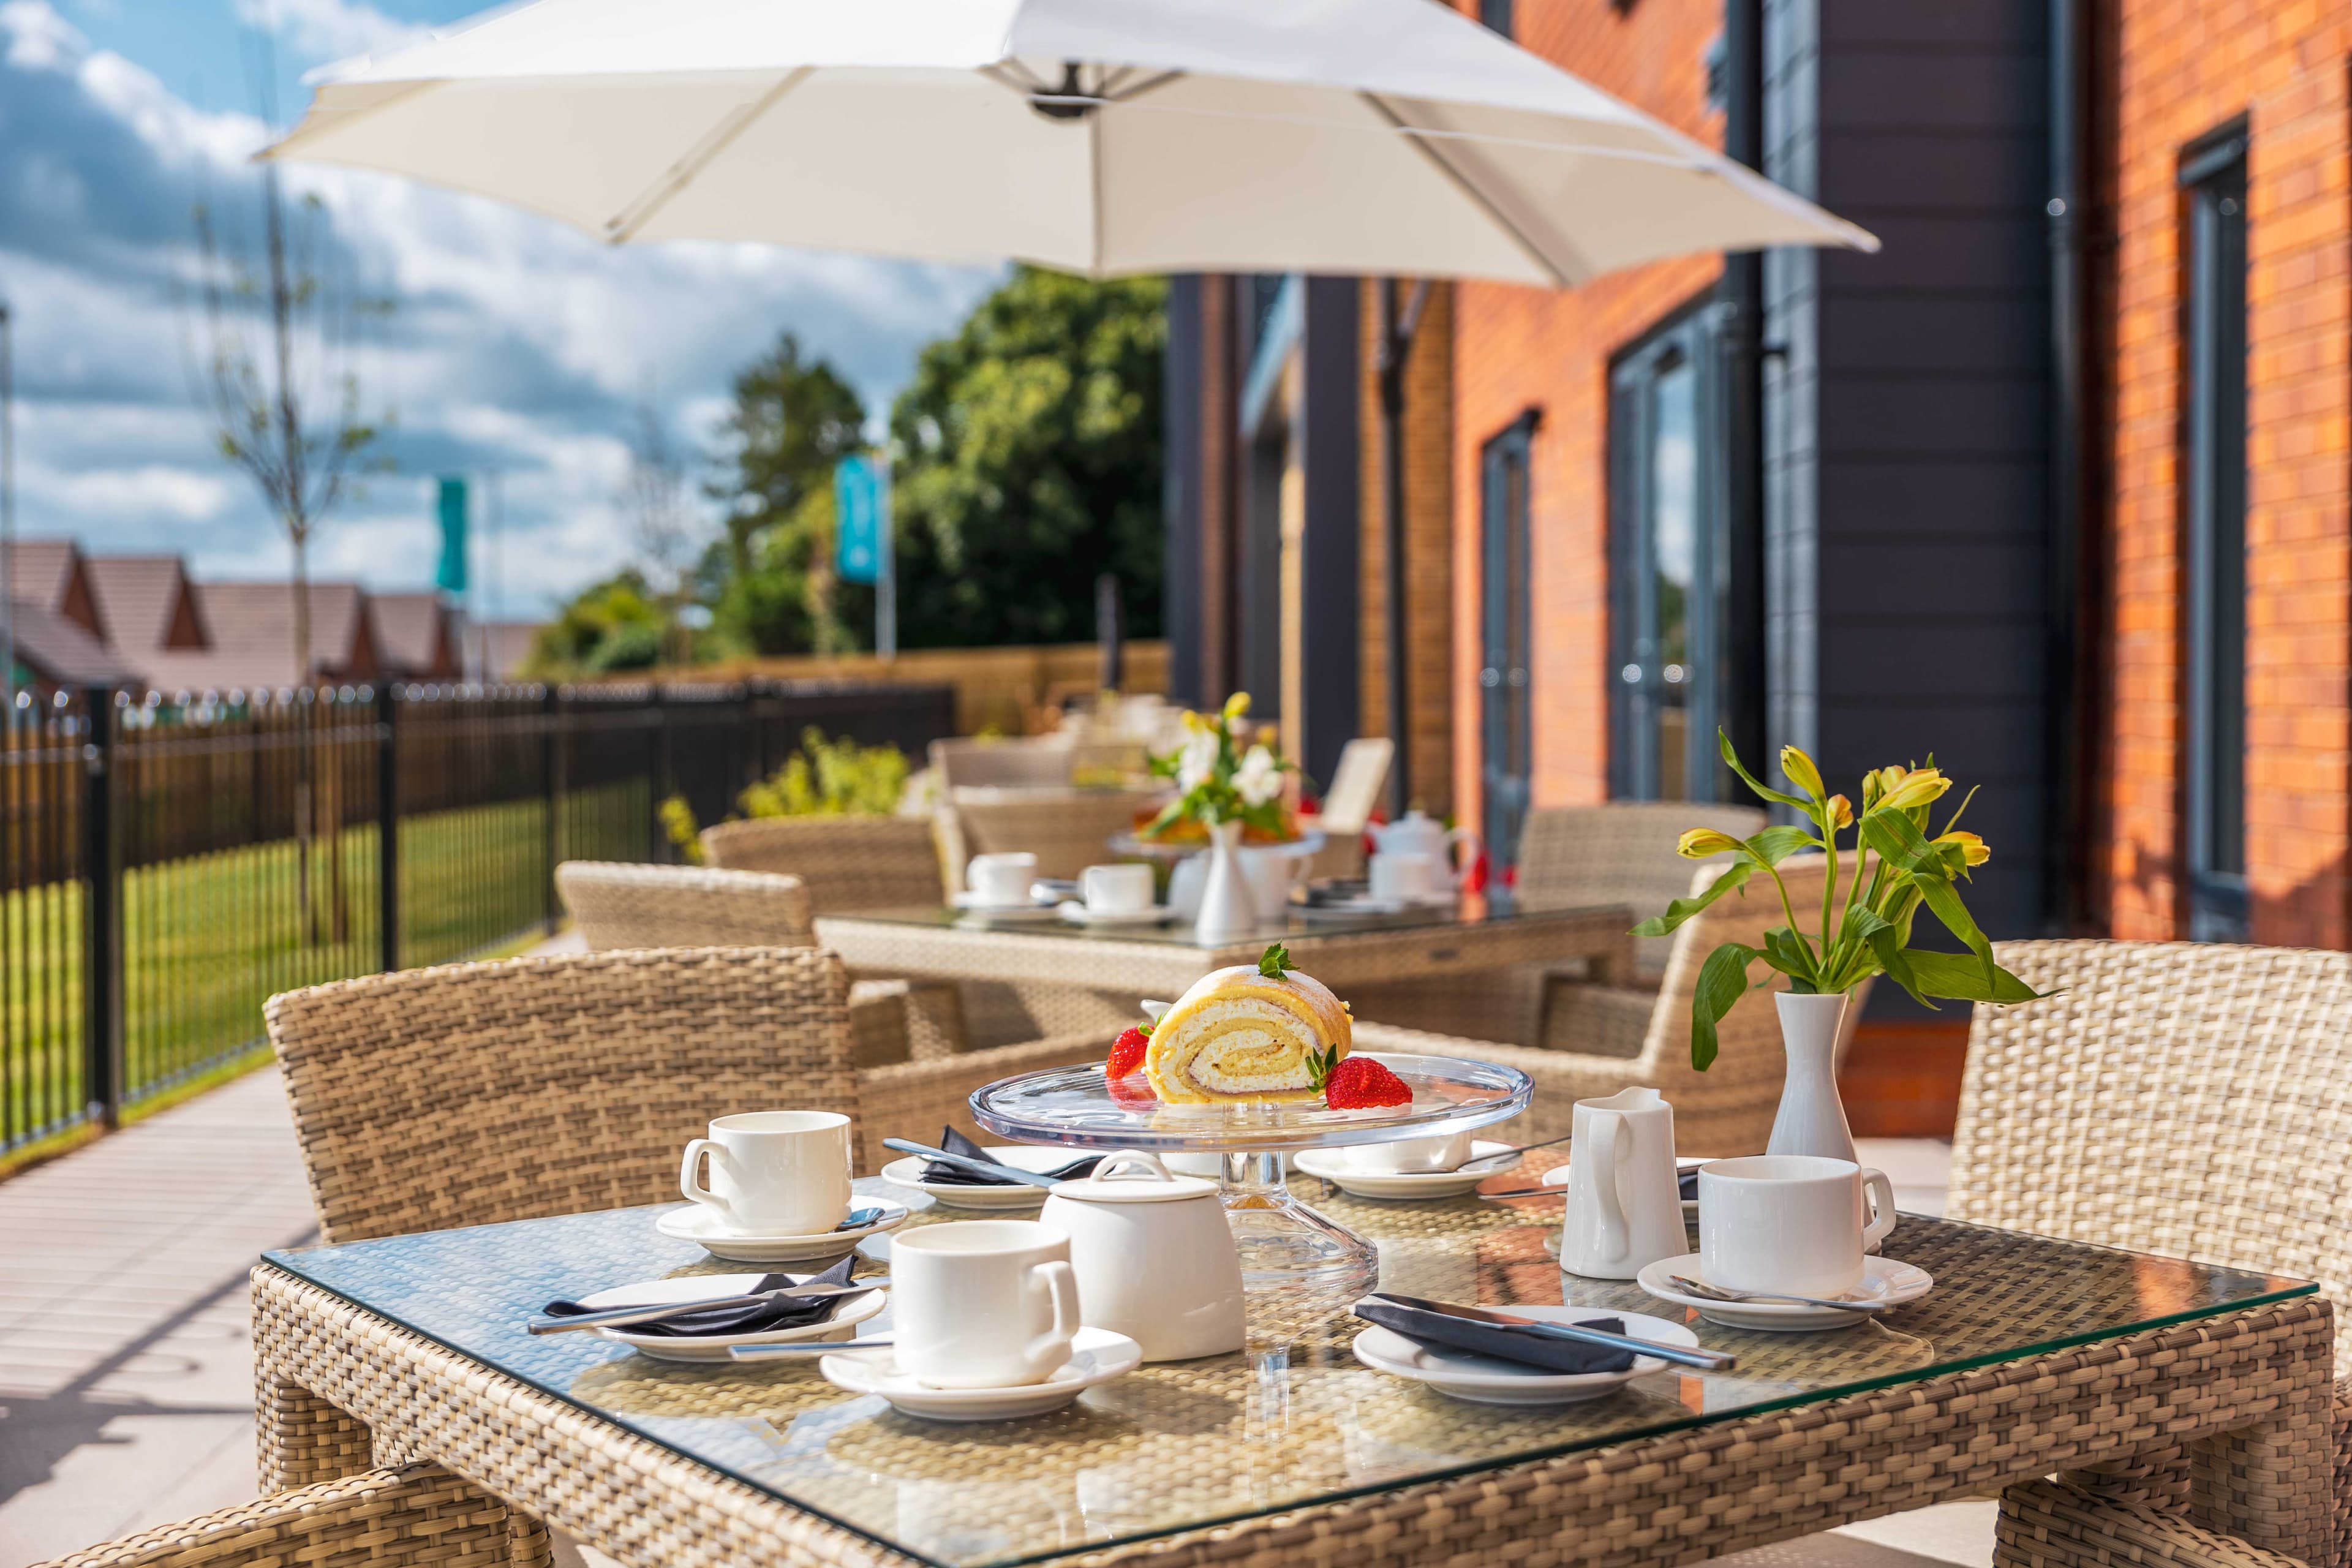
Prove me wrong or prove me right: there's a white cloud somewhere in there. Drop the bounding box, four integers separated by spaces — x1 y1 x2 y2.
230 0 423 66
24 461 235 522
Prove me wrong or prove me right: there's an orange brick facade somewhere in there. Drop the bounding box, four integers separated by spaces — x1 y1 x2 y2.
2103 3 2351 944
1446 0 1725 842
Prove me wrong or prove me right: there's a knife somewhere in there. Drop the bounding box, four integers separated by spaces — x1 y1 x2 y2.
881 1137 1063 1189
1365 1292 1735 1370
526 1280 886 1335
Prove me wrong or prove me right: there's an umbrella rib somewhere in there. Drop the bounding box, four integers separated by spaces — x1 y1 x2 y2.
603 68 812 245
1359 91 1583 288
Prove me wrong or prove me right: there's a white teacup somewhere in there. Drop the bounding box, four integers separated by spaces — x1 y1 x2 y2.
1368 852 1452 904
679 1110 853 1236
1347 1128 1474 1174
891 1219 1080 1389
1082 862 1153 914
1697 1155 1897 1299
968 852 1038 908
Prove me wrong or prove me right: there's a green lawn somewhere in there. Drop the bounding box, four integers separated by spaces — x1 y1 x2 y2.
2 780 650 1152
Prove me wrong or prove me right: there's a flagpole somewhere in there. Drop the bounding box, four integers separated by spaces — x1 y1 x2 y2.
1 300 15 722
876 450 895 662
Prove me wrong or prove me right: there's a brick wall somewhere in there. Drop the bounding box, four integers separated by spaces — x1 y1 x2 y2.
2103 3 2351 944
1360 284 1458 816
1447 0 1727 837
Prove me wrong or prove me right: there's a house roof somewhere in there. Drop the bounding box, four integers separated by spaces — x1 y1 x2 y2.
86 555 208 655
140 581 379 695
479 622 544 681
3 540 80 616
3 600 145 688
371 592 457 677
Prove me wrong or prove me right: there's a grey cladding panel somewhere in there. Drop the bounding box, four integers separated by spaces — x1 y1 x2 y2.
1820 540 2046 619
1821 132 2046 213
1823 296 2048 372
1819 377 2048 458
1820 51 2049 132
1819 216 2045 293
1818 458 2045 523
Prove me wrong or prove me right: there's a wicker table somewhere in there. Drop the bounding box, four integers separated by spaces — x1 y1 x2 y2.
810 897 1637 1000
252 1167 2334 1568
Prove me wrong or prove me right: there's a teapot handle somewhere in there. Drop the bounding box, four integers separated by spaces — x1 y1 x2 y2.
1443 827 1484 886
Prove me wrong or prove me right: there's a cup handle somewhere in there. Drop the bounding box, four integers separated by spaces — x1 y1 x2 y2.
679 1138 731 1219
1587 1110 1629 1264
1023 1259 1080 1379
1859 1167 1898 1248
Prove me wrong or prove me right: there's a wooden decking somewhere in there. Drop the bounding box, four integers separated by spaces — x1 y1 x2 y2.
0 1060 1980 1568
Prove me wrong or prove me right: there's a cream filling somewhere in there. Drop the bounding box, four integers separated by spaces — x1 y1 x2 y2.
1166 998 1319 1095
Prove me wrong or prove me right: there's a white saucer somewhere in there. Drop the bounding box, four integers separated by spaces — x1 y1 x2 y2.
655 1199 913 1262
1293 1141 1523 1199
571 1272 887 1363
1635 1253 1934 1332
950 892 1057 919
1298 896 1407 921
880 1145 1077 1208
1351 1305 1697 1405
819 1327 1144 1422
1542 1156 1706 1216
1054 901 1172 927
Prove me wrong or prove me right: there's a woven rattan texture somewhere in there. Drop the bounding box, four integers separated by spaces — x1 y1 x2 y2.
254 1167 2326 1568
1950 940 2352 1568
34 1463 542 1568
558 862 817 951
948 788 1166 880
1354 858 1864 1155
700 816 948 913
266 946 1115 1223
1513 802 1764 978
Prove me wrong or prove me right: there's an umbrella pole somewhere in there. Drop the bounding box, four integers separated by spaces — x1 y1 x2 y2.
1377 279 1431 818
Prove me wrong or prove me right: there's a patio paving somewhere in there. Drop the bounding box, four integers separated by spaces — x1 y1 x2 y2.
0 1044 1983 1568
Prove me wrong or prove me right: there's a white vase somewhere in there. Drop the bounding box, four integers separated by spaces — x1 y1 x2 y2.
1765 990 1857 1164
1193 820 1259 943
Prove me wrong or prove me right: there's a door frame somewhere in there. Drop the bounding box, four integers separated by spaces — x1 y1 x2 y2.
1479 409 1539 879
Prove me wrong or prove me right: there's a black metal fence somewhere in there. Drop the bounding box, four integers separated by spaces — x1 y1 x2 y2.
0 677 953 1156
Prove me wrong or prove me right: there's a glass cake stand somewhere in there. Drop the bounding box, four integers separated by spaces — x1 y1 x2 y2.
969 1052 1532 1297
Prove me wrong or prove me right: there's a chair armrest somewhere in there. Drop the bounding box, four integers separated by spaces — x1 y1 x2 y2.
1351 1022 1662 1144
855 1028 1118 1172
35 1465 526 1568
1996 1479 2310 1568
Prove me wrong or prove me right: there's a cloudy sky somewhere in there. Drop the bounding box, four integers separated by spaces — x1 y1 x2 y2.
1 0 997 618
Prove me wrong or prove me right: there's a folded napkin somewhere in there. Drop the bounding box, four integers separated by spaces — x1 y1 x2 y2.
919 1126 1101 1186
1680 1166 1700 1201
1353 1300 1637 1374
541 1256 864 1338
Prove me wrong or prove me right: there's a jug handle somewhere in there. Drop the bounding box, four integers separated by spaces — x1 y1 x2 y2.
1588 1109 1629 1264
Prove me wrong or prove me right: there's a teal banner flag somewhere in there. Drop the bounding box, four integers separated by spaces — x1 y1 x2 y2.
834 455 884 586
435 477 469 594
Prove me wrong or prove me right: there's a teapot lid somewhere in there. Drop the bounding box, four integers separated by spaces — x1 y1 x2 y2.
1048 1149 1216 1204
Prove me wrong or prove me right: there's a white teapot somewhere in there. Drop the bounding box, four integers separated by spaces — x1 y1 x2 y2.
1039 1150 1245 1362
1368 810 1480 904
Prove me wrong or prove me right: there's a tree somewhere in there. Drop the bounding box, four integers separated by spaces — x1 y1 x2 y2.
706 331 869 656
887 266 1164 649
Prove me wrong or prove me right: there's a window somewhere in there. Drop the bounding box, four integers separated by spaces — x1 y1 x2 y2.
1608 301 1728 802
2180 124 2248 942
1478 0 1513 39
1479 414 1535 879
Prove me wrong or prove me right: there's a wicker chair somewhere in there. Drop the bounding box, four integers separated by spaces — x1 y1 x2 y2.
1355 855 1865 1156
929 734 1076 790
30 1464 545 1568
264 946 1113 1242
1944 941 2352 1568
940 785 1168 886
554 860 959 1065
1515 801 1766 981
698 815 947 910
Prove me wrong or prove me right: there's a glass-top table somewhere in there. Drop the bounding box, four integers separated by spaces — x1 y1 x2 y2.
257 1167 2321 1568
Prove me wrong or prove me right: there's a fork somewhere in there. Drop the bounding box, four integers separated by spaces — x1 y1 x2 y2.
1668 1275 1889 1314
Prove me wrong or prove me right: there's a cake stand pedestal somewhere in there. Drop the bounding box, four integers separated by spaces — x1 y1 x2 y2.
968 1053 1532 1299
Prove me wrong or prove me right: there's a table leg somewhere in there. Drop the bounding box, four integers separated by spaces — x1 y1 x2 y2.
256 1373 377 1493
2184 1337 2334 1565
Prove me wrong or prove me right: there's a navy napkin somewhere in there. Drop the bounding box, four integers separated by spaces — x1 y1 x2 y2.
1680 1166 1700 1200
541 1256 864 1338
1354 1300 1637 1374
920 1126 1101 1186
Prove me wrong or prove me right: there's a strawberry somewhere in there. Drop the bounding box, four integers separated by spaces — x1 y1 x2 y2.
1106 1025 1150 1080
1319 1056 1411 1110
1107 1073 1159 1109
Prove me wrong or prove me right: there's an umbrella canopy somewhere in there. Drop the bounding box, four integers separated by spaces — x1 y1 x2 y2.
267 0 1876 287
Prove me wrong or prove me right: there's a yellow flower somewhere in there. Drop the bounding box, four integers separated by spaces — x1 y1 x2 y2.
1677 828 1744 859
1934 830 1990 867
1878 766 1951 812
1222 691 1252 722
1825 793 1853 830
1180 709 1207 733
1780 745 1825 800
1256 724 1280 752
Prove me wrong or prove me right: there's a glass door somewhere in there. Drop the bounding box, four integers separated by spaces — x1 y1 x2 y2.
1609 306 1724 801
1479 415 1535 880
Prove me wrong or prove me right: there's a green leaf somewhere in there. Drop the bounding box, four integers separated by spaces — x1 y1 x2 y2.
1914 875 1999 990
1860 808 1940 875
1850 907 1930 1008
1760 924 1819 988
1689 941 1762 1071
1901 951 2047 1003
1630 860 1753 937
1258 943 1295 979
1747 824 1822 866
1717 730 1812 812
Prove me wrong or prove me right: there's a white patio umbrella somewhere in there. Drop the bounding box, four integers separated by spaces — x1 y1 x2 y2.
265 0 1877 285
